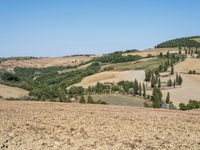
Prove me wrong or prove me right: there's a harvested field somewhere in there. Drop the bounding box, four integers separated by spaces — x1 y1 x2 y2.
123 48 179 57
0 56 93 70
175 58 200 73
0 100 200 150
75 70 145 88
0 84 28 99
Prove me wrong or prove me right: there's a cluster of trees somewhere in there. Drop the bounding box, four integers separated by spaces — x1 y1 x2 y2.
188 70 197 74
179 100 200 111
155 36 200 49
79 95 107 105
167 74 183 87
0 62 101 101
95 52 141 63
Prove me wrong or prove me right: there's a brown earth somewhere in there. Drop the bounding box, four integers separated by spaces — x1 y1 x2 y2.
0 56 93 70
0 100 200 150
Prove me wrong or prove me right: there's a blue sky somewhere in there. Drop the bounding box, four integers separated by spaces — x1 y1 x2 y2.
0 0 200 57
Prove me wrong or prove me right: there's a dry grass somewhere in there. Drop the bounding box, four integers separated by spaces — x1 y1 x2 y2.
123 48 179 57
0 100 200 150
175 58 200 73
75 70 145 88
0 84 28 98
0 56 93 70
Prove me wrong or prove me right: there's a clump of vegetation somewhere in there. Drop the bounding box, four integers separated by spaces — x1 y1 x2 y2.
188 70 196 74
95 52 141 63
155 36 200 48
179 100 200 111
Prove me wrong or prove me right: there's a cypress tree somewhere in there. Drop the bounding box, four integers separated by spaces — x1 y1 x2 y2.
142 83 146 98
152 87 162 108
79 95 86 103
158 78 161 88
173 79 176 87
139 83 142 96
171 64 174 75
167 79 173 87
87 95 94 104
134 79 139 95
166 92 170 103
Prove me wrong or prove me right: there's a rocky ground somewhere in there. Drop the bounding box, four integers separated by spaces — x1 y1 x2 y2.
0 100 200 150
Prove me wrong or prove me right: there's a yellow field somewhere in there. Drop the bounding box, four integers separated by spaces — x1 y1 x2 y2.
75 70 145 88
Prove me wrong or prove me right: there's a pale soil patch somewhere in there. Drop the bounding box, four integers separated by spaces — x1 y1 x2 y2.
0 84 28 98
123 48 179 57
0 56 93 70
175 58 200 73
0 100 200 150
75 70 145 88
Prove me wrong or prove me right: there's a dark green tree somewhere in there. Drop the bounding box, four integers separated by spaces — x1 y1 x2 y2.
87 95 94 104
138 83 142 96
142 83 146 98
166 92 170 104
79 95 86 103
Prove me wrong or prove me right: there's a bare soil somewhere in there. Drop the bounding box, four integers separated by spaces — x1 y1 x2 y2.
0 100 200 150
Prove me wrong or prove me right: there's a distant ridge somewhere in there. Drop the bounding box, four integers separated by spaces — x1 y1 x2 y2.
155 36 200 48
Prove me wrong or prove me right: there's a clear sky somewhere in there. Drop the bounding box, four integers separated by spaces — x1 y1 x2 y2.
0 0 200 57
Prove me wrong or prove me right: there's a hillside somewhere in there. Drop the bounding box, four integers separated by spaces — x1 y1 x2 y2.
155 36 200 48
0 100 200 150
0 56 93 70
75 70 144 88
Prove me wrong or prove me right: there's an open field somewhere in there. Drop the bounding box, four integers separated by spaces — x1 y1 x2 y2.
146 73 200 107
75 70 145 88
175 58 200 73
0 56 93 70
123 48 179 57
0 100 200 150
0 84 28 99
102 58 165 71
84 94 150 107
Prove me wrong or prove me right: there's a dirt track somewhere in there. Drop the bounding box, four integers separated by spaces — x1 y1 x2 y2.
0 100 200 150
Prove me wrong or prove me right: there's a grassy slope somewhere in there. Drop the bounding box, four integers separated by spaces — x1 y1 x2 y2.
102 58 165 71
85 94 151 107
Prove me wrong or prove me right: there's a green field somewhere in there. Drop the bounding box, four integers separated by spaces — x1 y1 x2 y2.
103 58 165 71
84 94 151 107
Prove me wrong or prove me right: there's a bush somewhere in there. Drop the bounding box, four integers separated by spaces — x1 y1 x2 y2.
179 100 200 111
1 72 20 82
